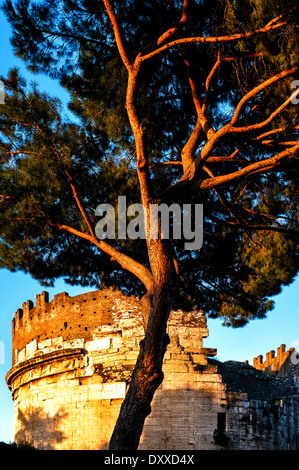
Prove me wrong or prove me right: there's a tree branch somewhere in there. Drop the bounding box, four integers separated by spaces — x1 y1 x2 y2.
206 212 299 237
255 125 299 140
102 0 132 71
203 165 248 226
202 52 264 113
179 44 215 174
257 140 299 147
189 66 299 176
41 28 114 50
0 195 11 201
157 0 190 46
229 66 298 129
102 0 151 206
149 161 183 170
199 144 299 190
230 88 299 136
49 222 154 292
140 16 286 63
205 146 247 164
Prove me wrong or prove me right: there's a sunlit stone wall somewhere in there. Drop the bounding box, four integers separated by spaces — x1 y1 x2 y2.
6 288 299 450
7 289 224 450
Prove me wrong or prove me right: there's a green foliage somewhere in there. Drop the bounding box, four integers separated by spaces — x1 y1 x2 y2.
0 70 142 291
0 0 298 326
0 440 37 450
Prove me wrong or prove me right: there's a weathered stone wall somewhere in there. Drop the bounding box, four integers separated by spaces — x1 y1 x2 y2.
213 359 299 450
140 383 225 450
10 339 224 450
8 288 224 450
253 344 298 378
11 289 142 363
6 288 299 450
225 396 299 450
12 373 125 450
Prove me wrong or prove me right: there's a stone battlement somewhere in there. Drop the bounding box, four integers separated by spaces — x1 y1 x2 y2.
11 288 208 366
13 289 133 331
253 344 297 378
6 288 299 450
11 288 144 364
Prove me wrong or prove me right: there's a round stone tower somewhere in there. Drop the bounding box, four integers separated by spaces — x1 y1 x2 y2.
6 288 223 450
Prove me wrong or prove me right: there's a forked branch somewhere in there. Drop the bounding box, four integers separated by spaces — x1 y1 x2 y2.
49 222 154 292
140 16 286 63
199 144 299 190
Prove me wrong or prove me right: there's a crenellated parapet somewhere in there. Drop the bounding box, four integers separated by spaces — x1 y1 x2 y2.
13 291 49 330
5 287 299 450
10 287 211 367
6 288 221 449
11 288 143 364
253 344 297 378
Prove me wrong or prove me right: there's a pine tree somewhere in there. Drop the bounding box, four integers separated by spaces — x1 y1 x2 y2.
1 0 298 449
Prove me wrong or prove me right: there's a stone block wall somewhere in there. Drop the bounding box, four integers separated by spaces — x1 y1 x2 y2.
253 344 297 378
11 289 142 363
6 288 299 450
7 288 224 450
12 374 125 450
224 395 299 450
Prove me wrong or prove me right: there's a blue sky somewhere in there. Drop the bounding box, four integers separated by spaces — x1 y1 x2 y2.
0 8 298 444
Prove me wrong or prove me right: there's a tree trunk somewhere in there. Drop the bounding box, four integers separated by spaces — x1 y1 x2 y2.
108 288 172 450
109 241 176 450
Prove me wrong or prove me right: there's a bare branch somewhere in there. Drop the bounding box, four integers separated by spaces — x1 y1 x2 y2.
206 213 299 237
149 161 183 170
41 28 114 50
228 66 298 128
258 140 299 147
0 195 11 201
205 145 247 164
179 45 215 173
189 66 298 175
157 0 190 45
102 0 132 72
256 125 299 140
230 81 299 133
203 165 248 226
140 16 286 63
202 52 264 113
202 50 221 114
199 144 299 190
49 222 154 291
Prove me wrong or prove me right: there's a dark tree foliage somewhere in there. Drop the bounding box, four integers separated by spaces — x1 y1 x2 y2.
1 0 299 451
1 0 299 329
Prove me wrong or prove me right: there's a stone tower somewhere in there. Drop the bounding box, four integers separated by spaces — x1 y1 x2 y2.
6 288 299 450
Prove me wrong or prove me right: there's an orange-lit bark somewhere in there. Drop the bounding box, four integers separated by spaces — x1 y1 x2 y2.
49 222 154 295
98 0 298 450
102 0 177 450
199 144 299 190
140 15 286 62
180 45 215 174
